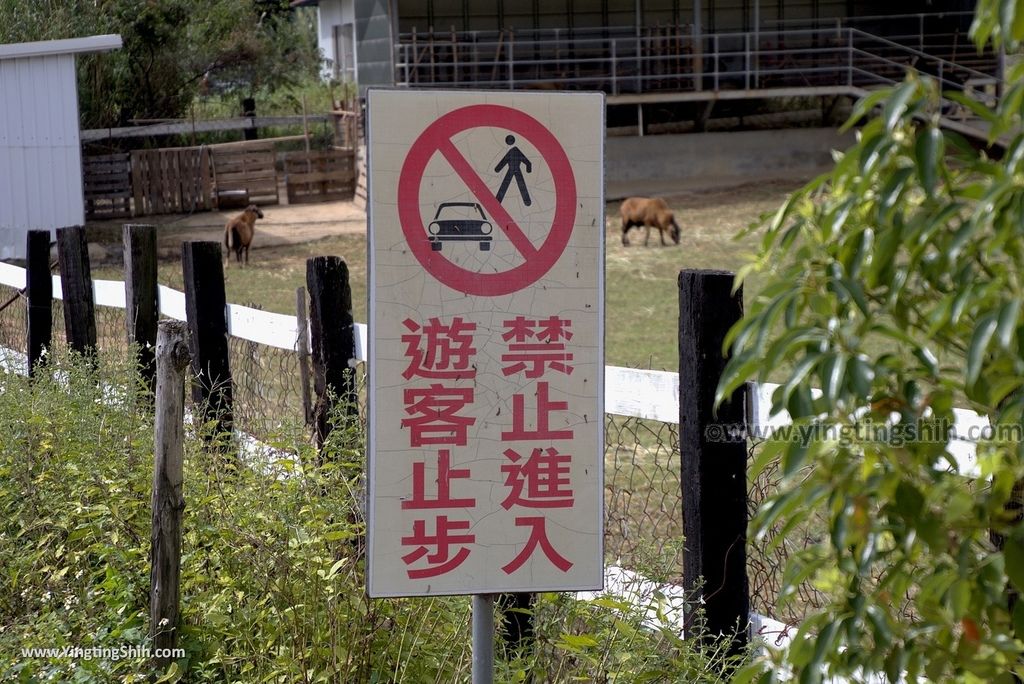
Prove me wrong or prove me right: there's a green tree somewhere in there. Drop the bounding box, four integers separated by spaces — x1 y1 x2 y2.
0 0 320 128
722 4 1024 682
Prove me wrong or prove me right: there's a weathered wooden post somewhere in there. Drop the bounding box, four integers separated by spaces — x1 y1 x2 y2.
306 256 356 449
296 286 313 426
150 319 190 670
56 226 97 357
182 241 233 438
26 230 52 376
678 269 749 656
123 224 158 393
497 592 534 658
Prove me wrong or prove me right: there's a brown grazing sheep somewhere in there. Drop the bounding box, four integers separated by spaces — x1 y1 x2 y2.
619 197 680 247
224 204 263 266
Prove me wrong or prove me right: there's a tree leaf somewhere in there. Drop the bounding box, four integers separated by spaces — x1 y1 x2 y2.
848 357 876 397
883 79 919 131
155 662 182 684
1014 0 1024 41
996 299 1020 349
1000 0 1017 41
915 126 943 197
967 312 999 386
820 353 847 407
1005 538 1024 594
842 89 892 132
942 91 997 124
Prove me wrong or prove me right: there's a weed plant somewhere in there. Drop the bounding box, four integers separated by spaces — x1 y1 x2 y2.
0 349 742 682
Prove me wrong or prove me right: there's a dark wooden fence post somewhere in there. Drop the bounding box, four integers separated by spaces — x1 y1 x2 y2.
56 226 96 357
306 256 356 449
182 241 233 438
26 230 52 376
497 592 534 658
150 319 190 670
678 269 749 656
123 224 158 393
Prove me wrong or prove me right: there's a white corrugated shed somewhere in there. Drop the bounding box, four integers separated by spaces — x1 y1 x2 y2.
0 35 121 260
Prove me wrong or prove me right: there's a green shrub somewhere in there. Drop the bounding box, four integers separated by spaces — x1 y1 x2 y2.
1 349 738 682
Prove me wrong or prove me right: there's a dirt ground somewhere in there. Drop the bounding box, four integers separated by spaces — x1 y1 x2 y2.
83 170 812 263
86 199 368 262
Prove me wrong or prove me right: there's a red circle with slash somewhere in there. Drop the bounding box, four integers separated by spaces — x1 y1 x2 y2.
397 104 577 297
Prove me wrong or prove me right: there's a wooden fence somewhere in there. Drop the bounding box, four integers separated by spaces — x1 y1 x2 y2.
83 144 359 219
83 153 132 219
210 146 279 207
0 237 797 661
283 149 356 204
131 147 214 216
0 238 995 670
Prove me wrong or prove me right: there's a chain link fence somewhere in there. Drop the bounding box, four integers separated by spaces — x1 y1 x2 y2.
229 330 310 438
0 277 827 631
746 440 829 627
604 415 684 579
0 284 24 366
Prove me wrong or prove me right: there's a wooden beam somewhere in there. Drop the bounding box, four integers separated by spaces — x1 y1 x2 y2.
306 256 356 450
678 269 749 657
182 241 233 439
123 224 159 393
149 319 190 668
81 115 330 142
56 226 97 358
26 230 52 377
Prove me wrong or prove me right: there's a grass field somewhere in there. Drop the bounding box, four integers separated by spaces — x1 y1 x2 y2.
92 177 809 370
83 177 814 603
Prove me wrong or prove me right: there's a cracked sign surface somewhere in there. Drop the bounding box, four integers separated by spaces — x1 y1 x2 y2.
367 89 605 597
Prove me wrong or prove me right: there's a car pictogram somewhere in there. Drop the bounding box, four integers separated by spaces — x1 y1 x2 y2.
427 202 493 251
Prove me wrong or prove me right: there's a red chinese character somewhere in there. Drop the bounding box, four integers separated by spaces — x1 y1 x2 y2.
502 516 573 574
403 449 476 510
501 315 537 343
536 316 573 343
501 447 573 509
402 516 474 579
501 343 574 378
403 384 476 446
402 317 477 380
501 382 573 441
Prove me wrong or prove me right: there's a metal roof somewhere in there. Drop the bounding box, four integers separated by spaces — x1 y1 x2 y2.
0 34 122 61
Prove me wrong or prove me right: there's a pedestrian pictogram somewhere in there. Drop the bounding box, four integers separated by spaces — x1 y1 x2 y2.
397 103 577 297
495 135 532 206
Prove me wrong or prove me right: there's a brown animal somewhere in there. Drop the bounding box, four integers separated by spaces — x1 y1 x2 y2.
224 204 263 266
619 197 681 247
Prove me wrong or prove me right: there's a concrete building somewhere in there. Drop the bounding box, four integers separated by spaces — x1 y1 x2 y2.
0 35 122 260
293 1 992 189
294 1 988 99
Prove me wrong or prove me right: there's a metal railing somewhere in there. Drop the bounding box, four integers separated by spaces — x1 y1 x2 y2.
395 25 999 100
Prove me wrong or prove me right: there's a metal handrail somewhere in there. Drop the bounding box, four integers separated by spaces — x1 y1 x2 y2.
395 25 1000 100
847 28 996 83
764 10 975 27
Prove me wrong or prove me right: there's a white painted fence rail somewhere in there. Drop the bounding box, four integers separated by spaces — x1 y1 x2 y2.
0 260 991 675
0 264 370 361
0 262 992 464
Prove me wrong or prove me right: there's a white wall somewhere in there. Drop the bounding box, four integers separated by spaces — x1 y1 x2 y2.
0 52 84 260
318 0 358 81
0 35 119 261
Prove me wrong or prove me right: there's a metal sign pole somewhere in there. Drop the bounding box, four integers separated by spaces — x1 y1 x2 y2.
472 594 494 684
